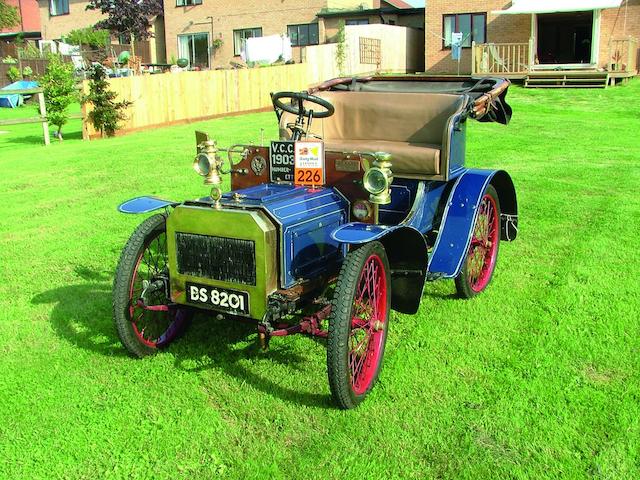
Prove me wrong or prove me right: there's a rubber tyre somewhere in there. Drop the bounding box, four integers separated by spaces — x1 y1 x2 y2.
113 214 192 357
455 184 501 299
327 241 391 409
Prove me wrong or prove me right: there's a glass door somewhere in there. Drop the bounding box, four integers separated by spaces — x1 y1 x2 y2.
178 33 210 69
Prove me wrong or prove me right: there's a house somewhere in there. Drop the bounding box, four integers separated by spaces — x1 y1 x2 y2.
0 0 41 41
36 0 166 63
163 0 423 68
318 0 424 42
425 0 640 76
33 0 423 69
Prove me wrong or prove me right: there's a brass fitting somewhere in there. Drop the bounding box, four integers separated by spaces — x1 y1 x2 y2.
363 152 394 205
193 139 225 188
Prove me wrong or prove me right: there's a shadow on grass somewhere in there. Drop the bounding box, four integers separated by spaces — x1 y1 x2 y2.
1 130 83 147
32 266 331 409
173 316 332 409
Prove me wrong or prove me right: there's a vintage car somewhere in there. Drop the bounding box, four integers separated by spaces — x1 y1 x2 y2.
113 75 518 409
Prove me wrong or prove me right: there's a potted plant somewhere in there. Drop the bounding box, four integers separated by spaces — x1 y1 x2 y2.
611 50 623 71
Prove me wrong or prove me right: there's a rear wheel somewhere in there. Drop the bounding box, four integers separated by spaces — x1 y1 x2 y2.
455 185 501 298
327 242 391 409
113 214 192 357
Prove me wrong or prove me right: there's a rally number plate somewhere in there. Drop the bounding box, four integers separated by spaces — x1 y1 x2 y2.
186 282 250 315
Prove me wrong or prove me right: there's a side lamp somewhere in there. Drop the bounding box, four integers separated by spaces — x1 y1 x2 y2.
363 152 393 205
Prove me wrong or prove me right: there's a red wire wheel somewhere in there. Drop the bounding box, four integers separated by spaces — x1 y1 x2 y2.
455 185 501 298
113 214 192 357
327 241 391 409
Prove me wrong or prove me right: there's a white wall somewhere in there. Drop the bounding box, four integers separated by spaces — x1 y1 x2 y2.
303 24 425 79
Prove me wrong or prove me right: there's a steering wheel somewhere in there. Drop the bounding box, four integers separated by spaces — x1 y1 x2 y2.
271 91 335 119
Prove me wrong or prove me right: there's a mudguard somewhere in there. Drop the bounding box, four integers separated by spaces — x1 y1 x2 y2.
428 169 518 278
118 196 179 214
331 223 428 315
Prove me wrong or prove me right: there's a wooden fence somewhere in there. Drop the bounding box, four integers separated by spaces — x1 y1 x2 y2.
1 59 52 87
81 63 324 139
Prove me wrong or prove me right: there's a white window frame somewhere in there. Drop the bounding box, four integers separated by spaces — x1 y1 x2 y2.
177 32 210 69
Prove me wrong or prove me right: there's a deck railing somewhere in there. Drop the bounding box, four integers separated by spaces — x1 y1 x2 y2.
609 37 638 74
472 40 532 75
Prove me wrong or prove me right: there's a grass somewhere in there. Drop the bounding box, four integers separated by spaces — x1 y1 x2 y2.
1 82 639 479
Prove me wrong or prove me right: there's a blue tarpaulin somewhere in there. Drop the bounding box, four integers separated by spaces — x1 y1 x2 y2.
0 80 39 108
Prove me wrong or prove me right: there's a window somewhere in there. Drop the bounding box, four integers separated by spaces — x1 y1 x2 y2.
346 19 369 26
176 0 202 6
49 0 69 16
178 33 210 69
233 28 262 56
443 13 486 48
287 23 319 47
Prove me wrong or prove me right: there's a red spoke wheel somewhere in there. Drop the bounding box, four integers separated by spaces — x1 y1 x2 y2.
113 214 193 357
327 241 391 409
455 185 501 298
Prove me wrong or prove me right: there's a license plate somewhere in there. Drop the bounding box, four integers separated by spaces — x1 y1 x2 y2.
270 141 295 183
185 282 250 315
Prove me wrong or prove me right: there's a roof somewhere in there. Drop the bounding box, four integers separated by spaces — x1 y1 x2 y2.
493 0 623 14
0 31 41 39
317 6 424 18
382 0 414 8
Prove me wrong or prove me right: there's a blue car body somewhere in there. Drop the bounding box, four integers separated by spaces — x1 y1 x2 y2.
119 75 518 317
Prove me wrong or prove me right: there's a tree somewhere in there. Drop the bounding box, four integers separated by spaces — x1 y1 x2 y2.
86 0 163 42
82 64 132 137
0 0 20 30
64 27 110 49
40 56 78 140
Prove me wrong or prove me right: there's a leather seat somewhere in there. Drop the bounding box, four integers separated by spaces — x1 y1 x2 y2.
279 91 464 177
323 139 442 175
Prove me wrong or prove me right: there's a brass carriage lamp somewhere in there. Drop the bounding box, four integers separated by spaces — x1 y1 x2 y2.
363 152 393 205
193 139 225 203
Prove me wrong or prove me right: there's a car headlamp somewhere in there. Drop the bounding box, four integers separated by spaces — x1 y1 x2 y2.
193 152 212 177
193 139 224 188
363 168 388 195
363 153 393 205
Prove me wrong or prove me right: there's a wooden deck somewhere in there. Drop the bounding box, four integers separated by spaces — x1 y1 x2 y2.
469 70 636 88
471 37 638 88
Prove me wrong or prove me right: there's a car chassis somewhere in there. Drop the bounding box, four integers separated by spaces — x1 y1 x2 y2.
114 75 518 409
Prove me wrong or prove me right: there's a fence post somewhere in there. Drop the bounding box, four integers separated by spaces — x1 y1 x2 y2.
37 91 50 146
528 37 534 71
471 41 476 75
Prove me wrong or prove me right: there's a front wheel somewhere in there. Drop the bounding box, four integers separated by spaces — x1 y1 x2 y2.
113 214 193 357
455 185 501 298
327 241 391 409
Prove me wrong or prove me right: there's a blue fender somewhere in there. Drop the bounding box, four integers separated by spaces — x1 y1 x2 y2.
331 223 429 315
118 196 179 214
428 169 518 278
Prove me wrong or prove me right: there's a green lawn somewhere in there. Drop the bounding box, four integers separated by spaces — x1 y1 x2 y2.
1 82 639 480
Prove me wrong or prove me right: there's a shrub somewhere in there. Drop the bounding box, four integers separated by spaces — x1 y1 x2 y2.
22 65 32 77
65 27 110 49
1 55 18 64
40 55 78 140
82 64 132 137
7 65 21 82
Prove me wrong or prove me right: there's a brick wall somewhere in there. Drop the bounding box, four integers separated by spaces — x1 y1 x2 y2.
599 1 640 68
163 0 327 68
37 0 104 40
426 1 530 74
0 0 41 33
426 1 640 74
